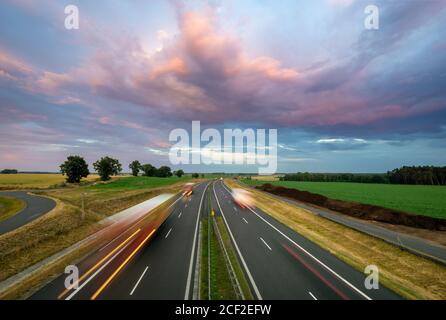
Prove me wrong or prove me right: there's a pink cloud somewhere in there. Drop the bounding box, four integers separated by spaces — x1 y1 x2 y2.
12 7 420 130
0 49 33 82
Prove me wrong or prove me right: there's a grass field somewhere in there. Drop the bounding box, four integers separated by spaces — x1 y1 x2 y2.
89 176 187 192
0 196 26 223
243 180 446 219
0 174 100 189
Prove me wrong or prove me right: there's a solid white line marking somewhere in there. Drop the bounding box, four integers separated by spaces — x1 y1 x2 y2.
130 266 149 296
260 237 272 251
213 182 263 300
66 241 132 300
243 218 248 224
178 212 182 218
220 181 372 301
184 182 210 300
165 228 172 239
309 292 317 300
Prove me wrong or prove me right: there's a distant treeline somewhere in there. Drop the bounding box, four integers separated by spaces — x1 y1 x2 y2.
387 166 446 185
281 166 446 185
1 169 18 174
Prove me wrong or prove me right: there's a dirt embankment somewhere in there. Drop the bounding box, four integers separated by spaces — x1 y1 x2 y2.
256 184 446 231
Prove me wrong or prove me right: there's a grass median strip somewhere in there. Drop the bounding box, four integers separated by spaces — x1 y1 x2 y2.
200 215 236 299
199 186 253 300
215 217 253 300
227 179 446 300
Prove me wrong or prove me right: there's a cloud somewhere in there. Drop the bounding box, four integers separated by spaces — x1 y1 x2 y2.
315 137 369 150
1 1 446 172
21 3 444 138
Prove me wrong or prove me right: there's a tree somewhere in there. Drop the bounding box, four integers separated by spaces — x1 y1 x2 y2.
129 160 141 177
141 164 156 177
93 156 122 181
60 156 89 183
1 169 18 174
192 173 199 178
156 166 172 178
174 169 185 178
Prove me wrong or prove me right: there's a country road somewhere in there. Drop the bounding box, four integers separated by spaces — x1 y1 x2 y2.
0 191 56 235
31 180 401 300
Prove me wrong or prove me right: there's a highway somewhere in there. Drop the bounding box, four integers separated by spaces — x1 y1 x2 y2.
211 180 400 300
31 180 401 300
31 182 209 300
242 184 446 265
0 191 56 235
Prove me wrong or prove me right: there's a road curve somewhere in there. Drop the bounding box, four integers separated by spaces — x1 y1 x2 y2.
0 191 56 235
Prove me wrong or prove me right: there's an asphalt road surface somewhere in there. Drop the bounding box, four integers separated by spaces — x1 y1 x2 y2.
31 180 401 300
243 184 446 265
0 191 56 235
31 182 210 300
211 180 400 300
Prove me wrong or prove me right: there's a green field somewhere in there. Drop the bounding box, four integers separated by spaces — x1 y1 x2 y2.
0 196 26 223
89 176 189 192
243 180 446 219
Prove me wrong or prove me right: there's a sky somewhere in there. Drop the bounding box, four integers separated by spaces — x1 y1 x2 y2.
0 0 445 173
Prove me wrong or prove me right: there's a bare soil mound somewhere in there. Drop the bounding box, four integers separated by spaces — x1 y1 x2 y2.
256 184 446 231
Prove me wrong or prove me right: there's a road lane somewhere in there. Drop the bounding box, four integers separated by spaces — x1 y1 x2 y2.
0 191 56 235
242 183 446 265
212 180 401 300
96 182 209 300
31 182 209 300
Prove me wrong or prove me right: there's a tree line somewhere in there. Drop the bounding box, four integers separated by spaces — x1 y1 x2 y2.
0 169 18 174
281 166 446 185
387 166 446 185
59 155 185 183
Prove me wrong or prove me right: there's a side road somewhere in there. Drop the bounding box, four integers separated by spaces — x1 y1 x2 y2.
0 191 56 235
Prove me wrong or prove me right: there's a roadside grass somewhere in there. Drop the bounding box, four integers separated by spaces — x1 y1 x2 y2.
200 188 238 300
0 174 102 190
243 180 446 219
228 179 446 300
42 176 190 217
249 175 282 182
0 196 26 223
0 177 186 287
200 215 237 300
89 176 188 192
200 219 209 300
215 217 254 300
